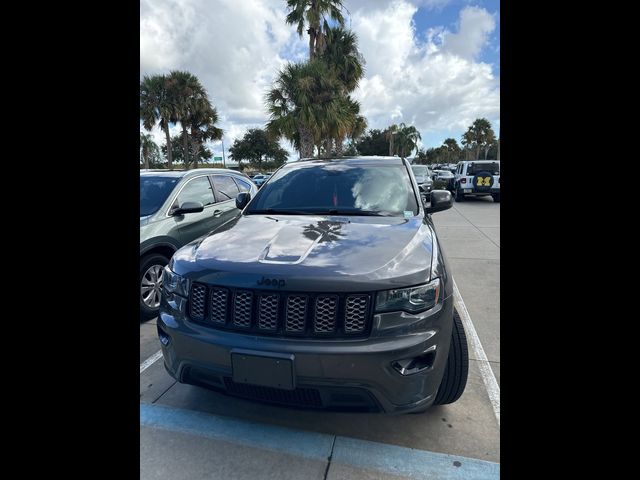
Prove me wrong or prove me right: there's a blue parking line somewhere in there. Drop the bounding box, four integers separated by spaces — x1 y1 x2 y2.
140 403 499 479
332 436 499 479
140 403 333 460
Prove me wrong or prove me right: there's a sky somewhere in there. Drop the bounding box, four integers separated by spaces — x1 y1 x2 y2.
140 0 500 162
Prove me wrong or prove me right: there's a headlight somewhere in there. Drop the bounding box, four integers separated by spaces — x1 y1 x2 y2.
162 266 190 298
375 278 441 314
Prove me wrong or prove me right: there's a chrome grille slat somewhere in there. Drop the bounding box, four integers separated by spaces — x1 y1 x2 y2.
286 295 307 332
345 295 369 333
314 295 338 333
258 294 279 330
233 290 253 328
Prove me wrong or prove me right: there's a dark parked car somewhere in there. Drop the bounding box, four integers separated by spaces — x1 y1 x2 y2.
158 156 468 413
411 164 434 204
140 169 258 320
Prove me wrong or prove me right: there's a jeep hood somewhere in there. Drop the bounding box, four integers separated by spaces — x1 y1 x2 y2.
172 214 436 291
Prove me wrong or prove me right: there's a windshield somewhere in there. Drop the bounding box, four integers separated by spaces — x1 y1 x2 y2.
438 171 453 177
411 165 430 176
467 162 500 175
246 162 419 217
140 176 179 217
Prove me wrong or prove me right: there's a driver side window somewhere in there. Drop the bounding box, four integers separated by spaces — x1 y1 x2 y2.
173 176 215 209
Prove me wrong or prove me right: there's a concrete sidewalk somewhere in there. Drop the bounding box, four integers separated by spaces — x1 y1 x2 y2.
140 403 500 480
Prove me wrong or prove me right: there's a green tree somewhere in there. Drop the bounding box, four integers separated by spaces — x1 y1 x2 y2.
140 133 162 169
320 26 365 155
285 0 345 59
393 123 422 158
442 137 461 163
187 100 223 168
414 147 428 164
355 129 389 156
461 118 496 160
166 71 210 166
229 128 288 171
266 59 345 158
161 132 213 167
140 74 176 168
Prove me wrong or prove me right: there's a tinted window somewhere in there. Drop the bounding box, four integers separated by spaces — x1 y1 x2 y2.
212 175 240 201
467 162 500 175
247 163 418 216
174 176 215 208
234 177 252 193
140 176 179 217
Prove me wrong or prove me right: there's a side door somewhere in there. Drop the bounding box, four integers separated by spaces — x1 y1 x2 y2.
170 175 219 245
210 174 242 226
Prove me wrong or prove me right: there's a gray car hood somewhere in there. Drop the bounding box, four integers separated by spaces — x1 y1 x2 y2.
172 214 436 292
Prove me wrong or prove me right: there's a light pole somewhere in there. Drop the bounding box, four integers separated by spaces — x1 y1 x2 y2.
222 139 226 168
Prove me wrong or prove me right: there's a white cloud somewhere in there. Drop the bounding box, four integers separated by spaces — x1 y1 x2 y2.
140 0 306 159
140 0 499 158
348 1 499 144
441 6 496 60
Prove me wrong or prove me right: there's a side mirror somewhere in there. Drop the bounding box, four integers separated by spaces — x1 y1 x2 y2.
172 201 204 215
425 190 452 214
236 192 251 210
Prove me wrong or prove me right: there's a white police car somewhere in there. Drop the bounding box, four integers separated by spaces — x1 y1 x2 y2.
452 160 500 202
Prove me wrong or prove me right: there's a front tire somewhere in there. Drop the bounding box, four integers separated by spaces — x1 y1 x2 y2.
140 253 169 321
434 308 469 405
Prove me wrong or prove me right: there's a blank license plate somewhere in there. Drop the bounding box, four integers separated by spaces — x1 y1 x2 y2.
464 189 472 193
231 352 295 390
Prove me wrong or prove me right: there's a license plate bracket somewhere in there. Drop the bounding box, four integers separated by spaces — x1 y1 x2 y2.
231 350 295 390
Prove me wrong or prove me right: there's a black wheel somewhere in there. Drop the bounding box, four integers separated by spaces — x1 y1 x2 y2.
454 187 465 202
434 308 469 405
492 193 500 203
140 253 169 321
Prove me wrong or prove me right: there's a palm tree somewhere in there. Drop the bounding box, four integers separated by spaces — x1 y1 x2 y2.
320 26 365 155
188 100 223 168
461 118 496 159
285 0 345 59
442 137 461 163
386 124 398 156
266 59 345 158
140 74 176 168
322 26 364 93
393 123 422 158
140 133 160 169
166 71 209 167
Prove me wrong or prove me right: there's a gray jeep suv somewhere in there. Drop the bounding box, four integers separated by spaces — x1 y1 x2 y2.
158 156 468 413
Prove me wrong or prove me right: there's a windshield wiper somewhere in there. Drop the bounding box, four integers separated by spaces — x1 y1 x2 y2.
321 209 396 217
247 208 314 215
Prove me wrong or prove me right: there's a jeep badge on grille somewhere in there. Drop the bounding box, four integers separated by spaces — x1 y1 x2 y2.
257 276 286 288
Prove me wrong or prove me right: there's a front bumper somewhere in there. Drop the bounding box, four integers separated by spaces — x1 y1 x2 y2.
157 293 454 414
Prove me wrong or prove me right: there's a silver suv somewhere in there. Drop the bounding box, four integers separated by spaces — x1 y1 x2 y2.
452 160 500 202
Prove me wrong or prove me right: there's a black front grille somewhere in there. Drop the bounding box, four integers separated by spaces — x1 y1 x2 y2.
188 283 372 338
223 377 322 407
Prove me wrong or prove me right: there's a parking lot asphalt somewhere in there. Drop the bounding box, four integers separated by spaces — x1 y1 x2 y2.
140 196 500 479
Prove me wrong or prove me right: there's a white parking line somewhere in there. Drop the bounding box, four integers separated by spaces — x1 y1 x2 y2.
452 278 500 426
140 350 163 374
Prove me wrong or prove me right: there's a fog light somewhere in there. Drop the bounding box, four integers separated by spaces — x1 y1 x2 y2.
392 349 436 375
